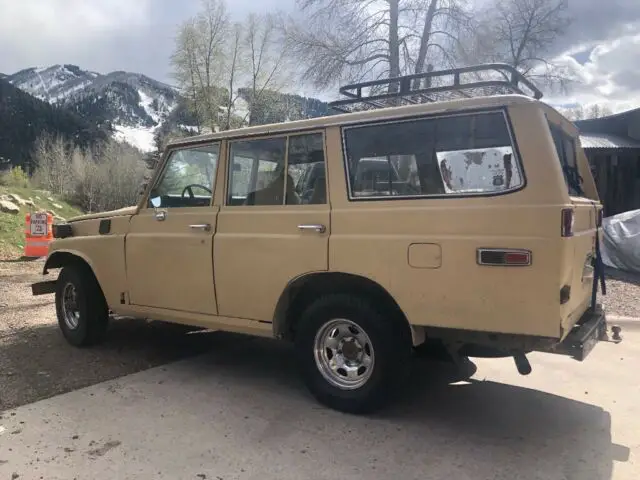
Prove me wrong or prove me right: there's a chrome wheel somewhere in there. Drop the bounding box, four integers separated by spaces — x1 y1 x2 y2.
313 319 375 390
61 283 80 330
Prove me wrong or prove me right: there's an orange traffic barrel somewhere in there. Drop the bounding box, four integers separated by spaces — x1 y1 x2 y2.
24 212 54 258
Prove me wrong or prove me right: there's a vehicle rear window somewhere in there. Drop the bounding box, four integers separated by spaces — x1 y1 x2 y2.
548 122 584 196
342 111 524 199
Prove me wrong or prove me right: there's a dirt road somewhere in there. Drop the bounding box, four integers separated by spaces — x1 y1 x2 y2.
1 258 639 412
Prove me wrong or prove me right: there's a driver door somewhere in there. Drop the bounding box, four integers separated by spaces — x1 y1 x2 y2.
125 142 220 315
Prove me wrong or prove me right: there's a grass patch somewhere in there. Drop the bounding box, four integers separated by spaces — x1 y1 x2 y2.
0 185 83 259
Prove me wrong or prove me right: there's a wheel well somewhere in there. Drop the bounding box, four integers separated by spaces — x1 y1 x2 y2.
273 272 411 342
44 252 95 278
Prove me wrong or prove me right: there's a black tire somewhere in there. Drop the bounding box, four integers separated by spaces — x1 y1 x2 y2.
294 294 412 414
55 264 109 347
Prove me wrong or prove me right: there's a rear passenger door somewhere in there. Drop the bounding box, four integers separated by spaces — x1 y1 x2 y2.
214 132 330 321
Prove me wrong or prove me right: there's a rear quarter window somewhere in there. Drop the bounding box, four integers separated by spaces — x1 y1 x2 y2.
548 123 584 197
342 111 524 199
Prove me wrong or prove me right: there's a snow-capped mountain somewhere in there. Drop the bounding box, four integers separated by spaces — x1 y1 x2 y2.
8 65 100 103
6 64 332 152
7 65 180 152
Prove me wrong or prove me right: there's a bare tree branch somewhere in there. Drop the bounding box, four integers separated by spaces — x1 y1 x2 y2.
458 0 573 92
285 0 467 91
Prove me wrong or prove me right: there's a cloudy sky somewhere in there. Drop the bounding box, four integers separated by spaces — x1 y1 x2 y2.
1 0 639 112
547 0 640 113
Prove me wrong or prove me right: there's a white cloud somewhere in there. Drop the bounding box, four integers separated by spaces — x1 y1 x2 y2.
547 25 640 114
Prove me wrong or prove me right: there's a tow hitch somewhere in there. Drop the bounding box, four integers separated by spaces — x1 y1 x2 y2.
611 324 622 343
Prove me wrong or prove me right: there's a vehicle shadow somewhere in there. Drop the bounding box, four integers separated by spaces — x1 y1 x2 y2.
0 318 221 411
183 334 627 480
1 323 629 479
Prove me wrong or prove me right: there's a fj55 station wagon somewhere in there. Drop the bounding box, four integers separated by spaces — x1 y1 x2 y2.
33 64 620 413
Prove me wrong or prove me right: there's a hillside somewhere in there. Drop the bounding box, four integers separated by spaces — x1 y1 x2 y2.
0 183 82 259
0 77 108 172
237 89 331 125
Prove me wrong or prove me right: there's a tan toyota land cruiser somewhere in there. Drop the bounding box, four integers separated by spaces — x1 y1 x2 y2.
32 64 620 414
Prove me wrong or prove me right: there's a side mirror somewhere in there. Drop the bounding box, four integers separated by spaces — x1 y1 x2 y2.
150 196 161 208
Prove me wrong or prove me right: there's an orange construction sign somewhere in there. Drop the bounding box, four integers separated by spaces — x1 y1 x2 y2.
24 212 53 258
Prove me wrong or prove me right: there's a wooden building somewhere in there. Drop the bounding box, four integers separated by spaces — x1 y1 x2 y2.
575 108 640 216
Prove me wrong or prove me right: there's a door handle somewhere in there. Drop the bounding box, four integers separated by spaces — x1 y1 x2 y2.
189 224 212 232
298 224 326 234
154 211 166 221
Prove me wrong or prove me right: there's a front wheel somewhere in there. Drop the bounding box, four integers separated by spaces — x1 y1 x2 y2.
55 264 109 347
295 294 411 414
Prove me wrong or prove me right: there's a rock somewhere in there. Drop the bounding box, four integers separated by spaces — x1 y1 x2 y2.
47 210 57 217
35 196 41 200
54 216 66 222
47 196 54 202
52 202 63 210
7 194 27 206
0 199 20 214
25 200 35 208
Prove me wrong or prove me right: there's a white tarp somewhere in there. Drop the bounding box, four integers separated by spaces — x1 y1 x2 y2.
601 209 640 273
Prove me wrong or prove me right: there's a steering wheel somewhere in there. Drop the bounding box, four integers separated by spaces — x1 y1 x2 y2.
181 184 212 199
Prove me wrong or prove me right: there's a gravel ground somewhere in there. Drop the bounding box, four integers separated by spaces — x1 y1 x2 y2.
602 268 640 318
0 258 220 412
1 258 639 412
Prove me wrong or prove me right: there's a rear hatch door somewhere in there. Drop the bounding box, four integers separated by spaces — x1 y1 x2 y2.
548 121 603 333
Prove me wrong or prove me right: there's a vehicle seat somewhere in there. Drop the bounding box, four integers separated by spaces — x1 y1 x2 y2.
247 172 300 205
308 175 326 204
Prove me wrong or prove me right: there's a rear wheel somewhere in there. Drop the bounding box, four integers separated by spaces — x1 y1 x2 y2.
55 264 109 347
294 294 411 414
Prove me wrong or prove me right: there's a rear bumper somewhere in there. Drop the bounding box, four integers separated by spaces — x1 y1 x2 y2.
543 304 611 361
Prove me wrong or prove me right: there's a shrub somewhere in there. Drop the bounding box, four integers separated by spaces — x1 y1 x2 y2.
32 133 149 213
0 166 30 188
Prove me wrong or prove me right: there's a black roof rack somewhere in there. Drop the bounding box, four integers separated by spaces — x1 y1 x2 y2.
329 63 543 113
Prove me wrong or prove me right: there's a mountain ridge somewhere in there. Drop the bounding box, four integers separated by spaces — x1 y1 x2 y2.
0 76 109 171
7 65 182 151
5 64 331 154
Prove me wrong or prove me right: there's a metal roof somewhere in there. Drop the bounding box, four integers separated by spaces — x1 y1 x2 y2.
579 133 640 150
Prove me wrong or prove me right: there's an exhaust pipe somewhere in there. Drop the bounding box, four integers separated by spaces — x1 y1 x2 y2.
513 352 532 375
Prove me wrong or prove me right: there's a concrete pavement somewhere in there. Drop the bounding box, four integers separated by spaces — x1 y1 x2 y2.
1 325 638 480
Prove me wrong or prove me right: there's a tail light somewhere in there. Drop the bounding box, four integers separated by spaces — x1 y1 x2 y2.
477 249 532 266
561 208 574 237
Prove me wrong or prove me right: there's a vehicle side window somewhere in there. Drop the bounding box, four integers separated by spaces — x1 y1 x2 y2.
343 112 523 198
227 133 326 206
549 123 582 196
288 133 327 205
228 137 287 206
148 143 219 209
